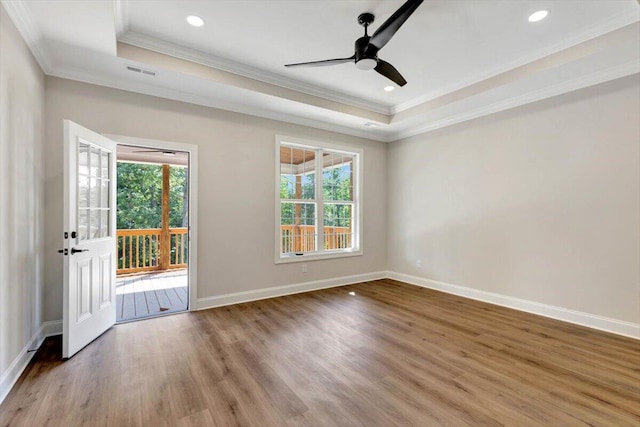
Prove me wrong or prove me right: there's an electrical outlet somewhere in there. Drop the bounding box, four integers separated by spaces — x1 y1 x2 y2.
416 260 422 269
302 263 308 273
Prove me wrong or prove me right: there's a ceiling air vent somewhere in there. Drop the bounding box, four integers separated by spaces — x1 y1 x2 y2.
126 65 156 76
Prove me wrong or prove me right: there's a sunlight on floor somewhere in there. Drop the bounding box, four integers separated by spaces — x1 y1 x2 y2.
115 270 188 322
116 271 187 295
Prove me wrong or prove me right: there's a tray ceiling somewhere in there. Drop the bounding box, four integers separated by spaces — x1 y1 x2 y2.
3 0 639 141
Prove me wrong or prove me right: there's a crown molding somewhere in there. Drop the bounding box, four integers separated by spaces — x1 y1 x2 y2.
7 0 637 145
117 31 392 117
44 55 639 145
1 0 52 73
395 60 640 141
113 0 128 39
392 10 640 114
46 63 392 142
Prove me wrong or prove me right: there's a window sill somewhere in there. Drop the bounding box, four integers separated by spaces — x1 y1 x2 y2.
275 249 363 264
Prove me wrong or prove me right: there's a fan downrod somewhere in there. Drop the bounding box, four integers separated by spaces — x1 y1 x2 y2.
357 13 375 28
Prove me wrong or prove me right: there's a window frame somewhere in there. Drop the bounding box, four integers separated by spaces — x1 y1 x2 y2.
275 135 363 264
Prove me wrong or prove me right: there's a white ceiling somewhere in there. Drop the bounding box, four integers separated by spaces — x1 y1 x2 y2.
3 0 639 141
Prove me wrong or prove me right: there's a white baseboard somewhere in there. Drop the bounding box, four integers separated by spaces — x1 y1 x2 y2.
196 271 387 310
0 320 63 405
3 271 634 407
41 320 63 337
386 271 640 340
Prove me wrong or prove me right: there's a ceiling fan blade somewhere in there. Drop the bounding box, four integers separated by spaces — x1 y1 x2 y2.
374 60 407 86
285 56 355 68
369 0 424 50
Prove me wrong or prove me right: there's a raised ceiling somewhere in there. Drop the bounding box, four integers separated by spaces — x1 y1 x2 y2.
3 0 639 141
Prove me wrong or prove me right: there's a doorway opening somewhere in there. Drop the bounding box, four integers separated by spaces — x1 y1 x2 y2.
115 144 190 322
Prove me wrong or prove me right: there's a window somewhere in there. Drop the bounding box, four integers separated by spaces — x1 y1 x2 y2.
77 141 111 241
276 136 362 263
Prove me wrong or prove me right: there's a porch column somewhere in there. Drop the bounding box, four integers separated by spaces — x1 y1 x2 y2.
160 164 171 270
294 174 302 252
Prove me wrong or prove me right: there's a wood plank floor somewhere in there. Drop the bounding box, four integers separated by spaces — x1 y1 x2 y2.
116 270 188 322
1 279 638 426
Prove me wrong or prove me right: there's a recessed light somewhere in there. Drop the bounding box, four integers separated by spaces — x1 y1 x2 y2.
528 10 549 22
384 86 395 92
187 15 205 27
364 122 380 128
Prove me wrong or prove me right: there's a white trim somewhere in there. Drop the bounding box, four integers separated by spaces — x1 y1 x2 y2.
4 267 636 406
41 320 63 337
386 271 640 340
0 321 62 405
4 0 637 144
113 0 129 39
394 60 640 141
44 56 638 145
45 66 391 142
117 30 391 116
116 8 639 118
105 134 199 313
0 0 52 73
45 274 640 339
274 135 363 264
392 11 640 114
196 271 386 310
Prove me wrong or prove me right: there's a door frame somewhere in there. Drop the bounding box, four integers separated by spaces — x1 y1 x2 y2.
106 134 199 313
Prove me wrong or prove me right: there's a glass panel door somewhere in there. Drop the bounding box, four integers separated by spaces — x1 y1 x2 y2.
77 140 111 242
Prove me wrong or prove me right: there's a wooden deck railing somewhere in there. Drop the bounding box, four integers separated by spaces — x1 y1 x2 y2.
118 225 350 274
281 225 352 254
117 228 188 275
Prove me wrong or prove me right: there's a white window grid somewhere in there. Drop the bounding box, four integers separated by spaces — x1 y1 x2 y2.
276 137 362 262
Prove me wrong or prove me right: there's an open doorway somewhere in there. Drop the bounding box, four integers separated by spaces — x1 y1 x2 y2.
115 144 190 322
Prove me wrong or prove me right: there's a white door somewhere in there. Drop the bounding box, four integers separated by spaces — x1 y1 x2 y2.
63 120 117 358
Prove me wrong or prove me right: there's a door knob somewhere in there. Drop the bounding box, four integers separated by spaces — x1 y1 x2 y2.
57 249 68 255
71 248 89 254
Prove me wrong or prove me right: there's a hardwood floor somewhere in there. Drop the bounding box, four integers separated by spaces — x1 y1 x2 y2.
1 279 638 426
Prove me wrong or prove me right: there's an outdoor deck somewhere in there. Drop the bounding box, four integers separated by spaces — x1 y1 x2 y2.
116 270 188 322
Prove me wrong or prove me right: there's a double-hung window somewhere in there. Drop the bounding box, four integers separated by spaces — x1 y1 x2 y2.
276 136 362 263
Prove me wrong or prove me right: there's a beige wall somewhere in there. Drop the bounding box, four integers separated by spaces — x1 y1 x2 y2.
44 77 388 321
5 0 637 347
388 76 640 324
0 3 45 391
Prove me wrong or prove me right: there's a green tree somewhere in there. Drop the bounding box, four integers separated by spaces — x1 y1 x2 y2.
323 163 352 227
117 163 188 229
116 163 162 229
169 167 188 227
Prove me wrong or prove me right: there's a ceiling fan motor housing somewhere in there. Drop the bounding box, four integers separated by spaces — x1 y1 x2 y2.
355 36 378 70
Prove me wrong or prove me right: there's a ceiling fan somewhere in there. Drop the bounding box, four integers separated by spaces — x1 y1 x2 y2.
284 0 424 87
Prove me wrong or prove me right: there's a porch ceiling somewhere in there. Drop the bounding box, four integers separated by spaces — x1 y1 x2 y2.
117 144 188 166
